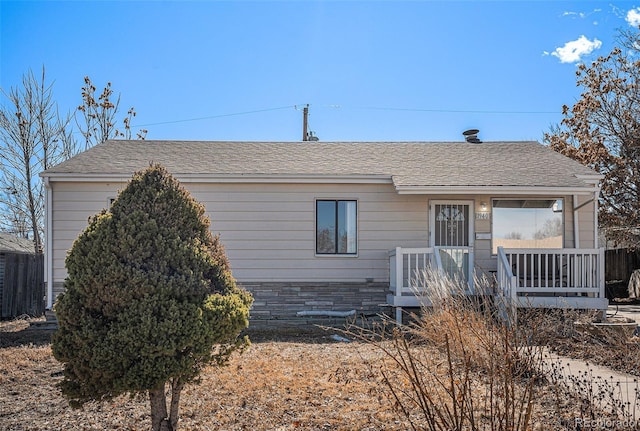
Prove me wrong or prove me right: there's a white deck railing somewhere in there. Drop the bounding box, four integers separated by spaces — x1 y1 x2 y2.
389 246 608 316
387 246 468 310
496 247 607 310
388 247 436 298
387 247 438 321
496 247 518 301
495 247 518 322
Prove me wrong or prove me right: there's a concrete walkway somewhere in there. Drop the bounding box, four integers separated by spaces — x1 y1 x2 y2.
608 302 640 325
542 348 640 420
534 303 640 424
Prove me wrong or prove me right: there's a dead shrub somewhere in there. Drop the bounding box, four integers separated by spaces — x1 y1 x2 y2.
347 270 545 431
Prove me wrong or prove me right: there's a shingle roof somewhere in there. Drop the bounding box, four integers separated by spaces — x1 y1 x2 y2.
0 233 35 253
42 140 600 190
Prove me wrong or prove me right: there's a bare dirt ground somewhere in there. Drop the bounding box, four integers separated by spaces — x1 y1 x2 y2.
0 317 610 431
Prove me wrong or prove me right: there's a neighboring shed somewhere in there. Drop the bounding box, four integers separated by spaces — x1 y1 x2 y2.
0 233 44 319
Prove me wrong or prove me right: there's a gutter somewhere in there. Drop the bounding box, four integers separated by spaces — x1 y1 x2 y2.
44 176 53 309
594 185 601 248
394 186 601 196
41 173 394 185
573 195 580 248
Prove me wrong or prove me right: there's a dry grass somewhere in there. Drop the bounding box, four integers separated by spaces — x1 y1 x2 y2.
342 272 562 431
0 308 631 431
1 322 407 431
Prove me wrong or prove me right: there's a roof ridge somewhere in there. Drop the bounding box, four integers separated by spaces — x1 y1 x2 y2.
42 140 598 191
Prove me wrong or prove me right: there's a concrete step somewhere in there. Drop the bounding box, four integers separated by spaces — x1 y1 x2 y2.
30 310 58 330
29 321 58 330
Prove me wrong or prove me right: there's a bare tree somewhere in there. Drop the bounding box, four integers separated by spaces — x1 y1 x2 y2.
504 232 523 240
0 70 147 253
533 218 563 240
545 28 640 248
76 77 146 150
0 67 74 252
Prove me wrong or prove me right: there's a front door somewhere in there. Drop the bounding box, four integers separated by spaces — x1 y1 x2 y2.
430 201 475 290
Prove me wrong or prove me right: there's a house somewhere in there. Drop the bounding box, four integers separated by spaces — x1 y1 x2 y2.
0 233 44 319
41 140 607 322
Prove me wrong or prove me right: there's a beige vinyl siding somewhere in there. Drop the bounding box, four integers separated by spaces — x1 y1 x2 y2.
50 181 428 284
575 194 597 248
471 195 493 274
197 183 427 282
49 181 599 287
564 198 576 247
51 182 126 284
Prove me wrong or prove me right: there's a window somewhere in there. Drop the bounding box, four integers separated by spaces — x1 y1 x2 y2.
316 200 357 255
492 199 563 253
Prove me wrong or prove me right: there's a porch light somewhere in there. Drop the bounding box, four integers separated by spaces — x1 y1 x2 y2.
480 202 487 212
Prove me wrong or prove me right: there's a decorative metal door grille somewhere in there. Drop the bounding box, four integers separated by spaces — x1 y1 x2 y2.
434 204 469 247
433 203 472 284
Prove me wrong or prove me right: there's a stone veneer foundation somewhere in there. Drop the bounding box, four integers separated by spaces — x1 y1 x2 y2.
239 281 389 322
52 281 390 326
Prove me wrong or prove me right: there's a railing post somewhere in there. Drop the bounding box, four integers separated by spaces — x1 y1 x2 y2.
394 247 403 300
598 248 605 299
395 307 403 324
495 247 518 326
433 246 444 274
510 274 518 319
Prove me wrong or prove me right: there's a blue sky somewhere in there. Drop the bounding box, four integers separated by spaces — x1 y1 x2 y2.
1 1 639 142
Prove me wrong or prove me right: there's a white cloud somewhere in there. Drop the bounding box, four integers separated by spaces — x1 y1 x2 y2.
627 8 640 26
562 9 601 19
551 35 602 63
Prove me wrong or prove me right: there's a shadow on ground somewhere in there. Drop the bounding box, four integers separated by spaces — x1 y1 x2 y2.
0 326 54 348
0 321 352 348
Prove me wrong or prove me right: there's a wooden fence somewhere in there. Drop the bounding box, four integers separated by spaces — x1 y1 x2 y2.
0 252 45 319
605 248 640 283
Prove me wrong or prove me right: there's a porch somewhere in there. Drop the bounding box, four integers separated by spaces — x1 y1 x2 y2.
387 246 608 322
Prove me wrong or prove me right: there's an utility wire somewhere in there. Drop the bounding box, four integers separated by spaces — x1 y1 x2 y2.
127 103 562 130
132 105 298 128
353 105 561 115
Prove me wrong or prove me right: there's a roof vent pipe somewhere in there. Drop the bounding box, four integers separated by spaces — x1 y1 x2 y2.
463 129 482 144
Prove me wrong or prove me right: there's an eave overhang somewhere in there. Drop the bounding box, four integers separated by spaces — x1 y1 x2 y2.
41 172 602 196
392 173 603 195
40 172 394 184
393 185 600 195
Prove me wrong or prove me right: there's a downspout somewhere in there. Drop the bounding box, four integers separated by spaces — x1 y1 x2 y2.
594 186 600 248
44 176 53 309
595 186 603 312
573 195 580 248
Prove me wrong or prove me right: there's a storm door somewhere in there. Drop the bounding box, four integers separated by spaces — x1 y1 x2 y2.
430 201 475 290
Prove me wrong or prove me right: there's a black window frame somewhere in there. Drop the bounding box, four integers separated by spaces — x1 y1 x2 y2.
315 199 358 255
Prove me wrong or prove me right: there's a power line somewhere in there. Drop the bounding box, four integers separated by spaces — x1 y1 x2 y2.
127 102 562 131
131 105 298 128
353 105 561 115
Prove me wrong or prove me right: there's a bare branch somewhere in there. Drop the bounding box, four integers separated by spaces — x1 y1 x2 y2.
0 67 77 253
0 69 147 253
545 29 640 248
